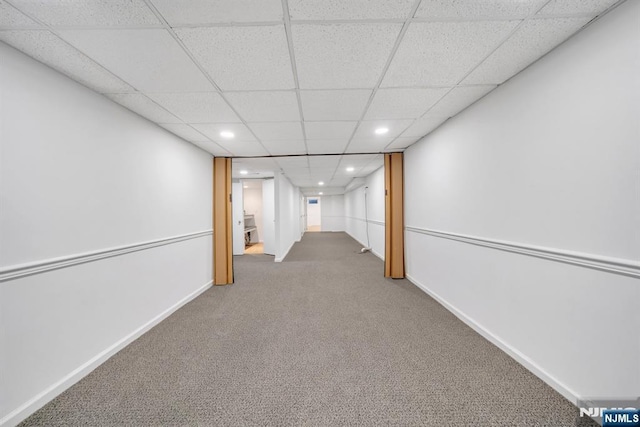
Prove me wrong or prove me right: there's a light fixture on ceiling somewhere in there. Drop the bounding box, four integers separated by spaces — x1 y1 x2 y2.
319 192 323 195
243 185 248 189
375 127 389 135
318 181 324 186
240 170 248 175
220 131 235 138
346 166 355 172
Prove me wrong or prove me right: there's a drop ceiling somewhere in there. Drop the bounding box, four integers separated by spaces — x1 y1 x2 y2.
0 0 621 194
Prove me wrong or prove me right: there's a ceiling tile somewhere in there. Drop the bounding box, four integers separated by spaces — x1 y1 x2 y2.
248 122 304 140
0 30 133 93
0 2 41 28
428 85 495 117
352 119 413 139
415 0 547 19
225 91 300 122
216 140 269 156
159 123 210 142
288 0 416 20
400 115 447 137
261 140 307 155
293 23 402 89
346 138 390 153
147 92 240 123
300 90 371 121
384 137 420 151
275 156 308 168
192 123 257 142
106 93 181 123
150 0 283 25
463 17 591 85
382 21 519 87
364 87 449 120
10 0 161 27
190 140 231 156
309 156 340 168
304 121 357 140
306 140 349 154
58 29 214 92
538 0 619 16
176 25 294 90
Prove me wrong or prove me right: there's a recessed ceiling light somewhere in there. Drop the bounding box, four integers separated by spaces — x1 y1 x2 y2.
220 131 235 138
243 185 248 189
346 167 355 172
318 181 324 186
319 192 323 195
240 170 248 175
375 127 389 135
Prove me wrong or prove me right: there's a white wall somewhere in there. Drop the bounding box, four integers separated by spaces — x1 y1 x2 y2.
320 195 345 232
0 43 213 426
344 167 385 259
306 198 321 227
274 173 301 262
404 0 639 404
243 183 263 244
232 181 245 255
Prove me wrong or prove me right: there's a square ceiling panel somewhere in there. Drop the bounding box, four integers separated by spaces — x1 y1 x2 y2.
106 93 181 123
0 2 41 28
384 136 420 151
216 140 268 156
150 0 283 25
537 0 619 16
415 0 548 20
248 122 304 140
147 92 240 123
192 123 257 142
261 139 307 155
306 139 349 155
10 0 161 27
225 91 300 122
288 0 416 20
463 17 591 85
292 23 402 89
304 121 357 140
275 157 308 168
364 87 449 120
0 30 133 93
352 119 413 139
58 29 214 92
427 85 495 117
382 20 519 87
176 25 294 91
400 115 447 138
159 123 211 142
309 155 340 168
300 89 371 121
191 140 231 156
346 137 392 153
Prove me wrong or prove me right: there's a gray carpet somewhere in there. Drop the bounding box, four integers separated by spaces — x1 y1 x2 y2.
21 232 591 426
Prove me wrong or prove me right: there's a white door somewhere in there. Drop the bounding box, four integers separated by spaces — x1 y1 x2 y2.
262 179 275 255
232 181 245 255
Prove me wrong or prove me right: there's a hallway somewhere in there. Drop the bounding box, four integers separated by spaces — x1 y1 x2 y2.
21 233 588 426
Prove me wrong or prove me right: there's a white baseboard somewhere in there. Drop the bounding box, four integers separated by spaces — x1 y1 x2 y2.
345 231 384 261
1 280 213 427
405 273 580 406
275 241 295 262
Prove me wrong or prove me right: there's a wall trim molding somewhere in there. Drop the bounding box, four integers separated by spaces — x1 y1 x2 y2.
406 274 580 405
275 240 296 263
0 230 213 283
405 226 640 279
1 280 213 427
345 216 385 227
345 231 384 261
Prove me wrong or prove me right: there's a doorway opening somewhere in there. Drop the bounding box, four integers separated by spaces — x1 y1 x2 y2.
306 197 321 232
232 177 276 257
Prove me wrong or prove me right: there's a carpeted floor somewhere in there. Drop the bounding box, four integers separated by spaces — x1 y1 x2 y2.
21 232 592 426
